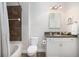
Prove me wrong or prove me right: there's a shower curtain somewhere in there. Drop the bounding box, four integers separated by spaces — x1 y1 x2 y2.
0 19 1 57
0 2 10 57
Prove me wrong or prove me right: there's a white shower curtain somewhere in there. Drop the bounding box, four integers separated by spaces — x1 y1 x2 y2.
0 2 10 57
0 2 3 57
0 20 1 57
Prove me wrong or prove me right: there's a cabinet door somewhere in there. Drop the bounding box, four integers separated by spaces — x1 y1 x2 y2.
61 38 77 57
46 38 61 57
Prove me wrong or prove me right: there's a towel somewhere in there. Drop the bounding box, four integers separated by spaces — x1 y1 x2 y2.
71 22 78 35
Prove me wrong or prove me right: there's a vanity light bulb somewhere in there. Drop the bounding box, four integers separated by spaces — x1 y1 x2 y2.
49 6 53 10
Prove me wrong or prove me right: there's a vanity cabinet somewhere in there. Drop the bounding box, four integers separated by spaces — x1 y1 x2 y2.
46 38 77 57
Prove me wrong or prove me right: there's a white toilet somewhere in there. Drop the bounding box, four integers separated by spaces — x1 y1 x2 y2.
27 37 39 57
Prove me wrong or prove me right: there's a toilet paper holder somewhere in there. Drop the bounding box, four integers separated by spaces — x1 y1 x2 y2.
42 40 46 45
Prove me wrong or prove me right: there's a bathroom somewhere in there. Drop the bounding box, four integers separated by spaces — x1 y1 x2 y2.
0 2 79 57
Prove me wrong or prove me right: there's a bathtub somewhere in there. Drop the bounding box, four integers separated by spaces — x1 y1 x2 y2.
10 41 22 57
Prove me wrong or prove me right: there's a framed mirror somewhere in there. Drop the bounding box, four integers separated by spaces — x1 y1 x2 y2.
48 13 61 29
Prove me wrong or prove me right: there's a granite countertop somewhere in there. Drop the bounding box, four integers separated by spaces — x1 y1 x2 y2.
45 35 78 38
44 32 78 38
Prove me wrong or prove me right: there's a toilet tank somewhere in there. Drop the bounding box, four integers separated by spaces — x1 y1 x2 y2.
30 37 39 45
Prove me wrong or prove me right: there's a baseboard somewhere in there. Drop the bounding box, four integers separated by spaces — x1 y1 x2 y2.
22 52 46 57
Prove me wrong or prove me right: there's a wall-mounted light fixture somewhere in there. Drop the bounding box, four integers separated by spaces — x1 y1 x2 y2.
49 4 62 10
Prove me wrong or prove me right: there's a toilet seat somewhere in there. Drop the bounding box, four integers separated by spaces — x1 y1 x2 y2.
27 45 37 54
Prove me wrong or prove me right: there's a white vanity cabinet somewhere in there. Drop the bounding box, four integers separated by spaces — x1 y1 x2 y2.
46 38 77 57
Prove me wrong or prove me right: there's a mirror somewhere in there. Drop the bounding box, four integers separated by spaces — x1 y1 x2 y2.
48 13 61 29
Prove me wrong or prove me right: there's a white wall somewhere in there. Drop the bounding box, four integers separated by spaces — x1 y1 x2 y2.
21 2 29 53
29 3 49 52
65 2 79 57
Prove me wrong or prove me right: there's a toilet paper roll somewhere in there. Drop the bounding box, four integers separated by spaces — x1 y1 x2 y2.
42 40 46 44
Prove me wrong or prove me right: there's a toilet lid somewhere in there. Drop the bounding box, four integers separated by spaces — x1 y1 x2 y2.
27 45 37 53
